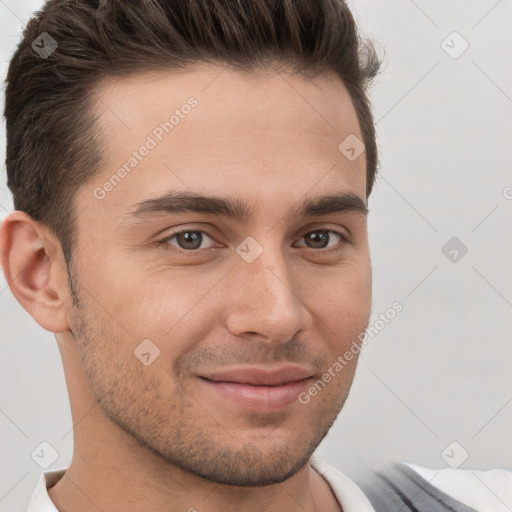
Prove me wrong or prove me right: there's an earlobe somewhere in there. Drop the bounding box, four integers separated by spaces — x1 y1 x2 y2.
0 210 71 333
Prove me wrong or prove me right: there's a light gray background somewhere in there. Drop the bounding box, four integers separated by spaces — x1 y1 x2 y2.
1 1 511 510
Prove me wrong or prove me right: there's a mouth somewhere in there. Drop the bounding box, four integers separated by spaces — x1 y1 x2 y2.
197 366 314 412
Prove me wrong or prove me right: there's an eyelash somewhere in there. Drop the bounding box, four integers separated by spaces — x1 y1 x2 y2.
156 227 349 255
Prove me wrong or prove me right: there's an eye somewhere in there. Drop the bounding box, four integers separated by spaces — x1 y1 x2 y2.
160 229 218 251
294 229 347 250
157 227 348 254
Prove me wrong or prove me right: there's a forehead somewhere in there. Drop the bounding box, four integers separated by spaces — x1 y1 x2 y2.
80 66 366 221
94 65 358 129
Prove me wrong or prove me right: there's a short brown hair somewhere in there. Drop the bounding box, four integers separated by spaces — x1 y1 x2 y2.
4 0 382 273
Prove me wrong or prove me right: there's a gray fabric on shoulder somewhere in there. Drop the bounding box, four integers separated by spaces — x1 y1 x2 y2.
359 463 479 512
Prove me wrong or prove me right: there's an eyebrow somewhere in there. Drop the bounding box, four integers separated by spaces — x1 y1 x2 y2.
123 189 368 224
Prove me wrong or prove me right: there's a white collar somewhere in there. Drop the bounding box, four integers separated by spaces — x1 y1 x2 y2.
27 467 67 512
27 457 375 511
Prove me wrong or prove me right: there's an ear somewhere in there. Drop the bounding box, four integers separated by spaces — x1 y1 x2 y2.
0 210 71 333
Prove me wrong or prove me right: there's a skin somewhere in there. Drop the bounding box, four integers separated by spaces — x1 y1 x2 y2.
0 65 372 512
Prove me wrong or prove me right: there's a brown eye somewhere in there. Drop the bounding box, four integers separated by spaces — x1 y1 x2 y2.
304 231 329 249
295 230 346 250
175 231 204 250
161 230 217 251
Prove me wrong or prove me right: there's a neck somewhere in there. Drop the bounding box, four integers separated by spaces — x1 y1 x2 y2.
47 422 339 512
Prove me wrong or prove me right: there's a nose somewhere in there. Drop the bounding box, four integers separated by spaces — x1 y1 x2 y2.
223 242 312 344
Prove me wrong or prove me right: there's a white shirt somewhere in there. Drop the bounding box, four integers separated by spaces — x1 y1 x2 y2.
405 463 512 512
26 458 512 512
26 455 376 511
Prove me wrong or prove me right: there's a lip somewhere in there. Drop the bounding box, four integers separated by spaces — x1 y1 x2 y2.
200 366 313 386
198 366 314 412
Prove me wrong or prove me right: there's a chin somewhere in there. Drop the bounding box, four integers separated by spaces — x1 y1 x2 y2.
177 446 313 487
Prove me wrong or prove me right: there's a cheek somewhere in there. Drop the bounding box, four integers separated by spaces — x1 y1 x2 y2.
82 252 183 330
306 260 372 336
95 270 220 365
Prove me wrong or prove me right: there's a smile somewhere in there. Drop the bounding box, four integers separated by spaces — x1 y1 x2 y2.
198 366 314 412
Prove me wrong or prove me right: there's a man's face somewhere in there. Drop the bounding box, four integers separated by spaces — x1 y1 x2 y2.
67 65 372 485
